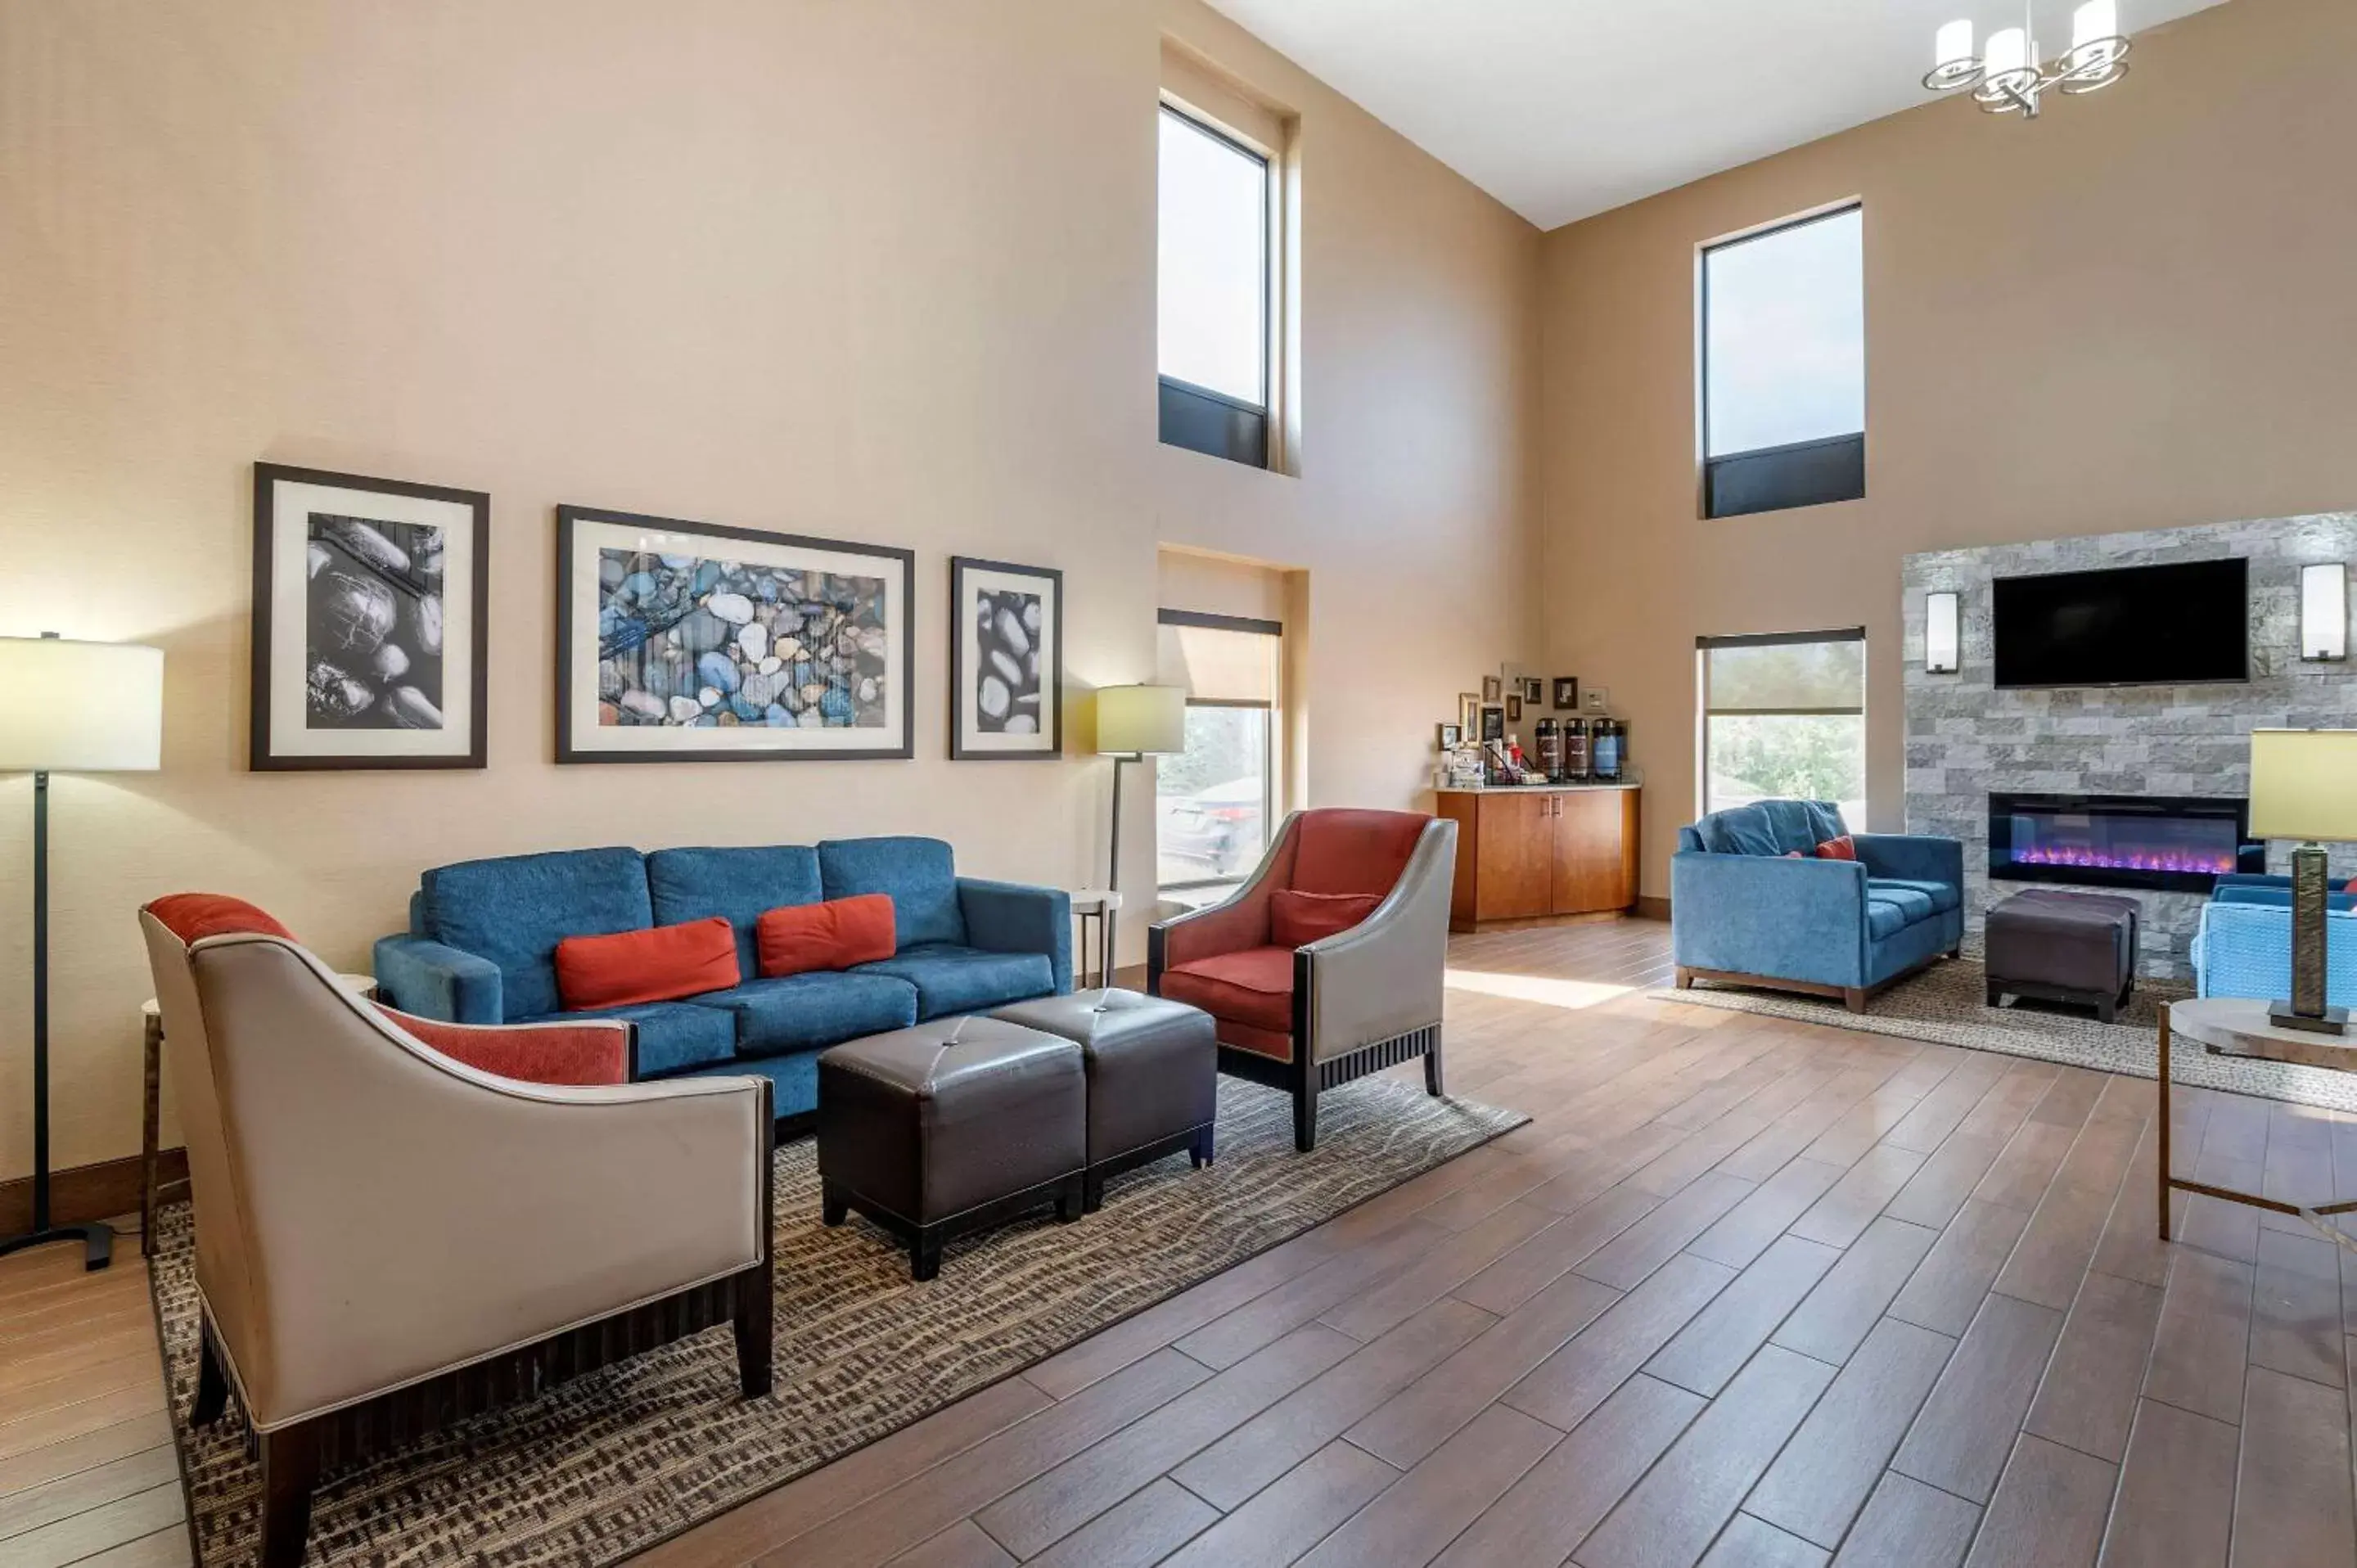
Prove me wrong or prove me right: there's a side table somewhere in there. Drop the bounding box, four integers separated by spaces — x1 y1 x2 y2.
1068 890 1121 991
2160 996 2357 1247
141 971 376 1256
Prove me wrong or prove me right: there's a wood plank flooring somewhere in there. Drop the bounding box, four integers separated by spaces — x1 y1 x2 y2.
7 916 2357 1567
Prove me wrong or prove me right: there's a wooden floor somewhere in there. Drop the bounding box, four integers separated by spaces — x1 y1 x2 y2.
9 916 2357 1567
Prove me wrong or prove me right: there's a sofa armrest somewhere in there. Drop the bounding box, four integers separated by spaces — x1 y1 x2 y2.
378 1006 635 1086
1298 818 1457 1061
958 878 1073 993
372 934 503 1024
1851 833 1964 889
1670 850 1870 989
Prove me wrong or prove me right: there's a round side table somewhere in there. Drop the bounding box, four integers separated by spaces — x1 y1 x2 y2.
141 971 376 1256
1067 890 1122 991
2160 996 2357 1247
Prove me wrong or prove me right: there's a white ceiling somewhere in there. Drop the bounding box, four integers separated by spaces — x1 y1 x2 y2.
1204 0 2228 229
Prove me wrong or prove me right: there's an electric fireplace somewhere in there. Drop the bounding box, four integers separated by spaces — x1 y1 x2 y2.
1988 791 2264 894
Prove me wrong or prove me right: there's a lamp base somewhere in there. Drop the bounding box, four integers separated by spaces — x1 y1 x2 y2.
2269 1001 2350 1037
0 1221 113 1271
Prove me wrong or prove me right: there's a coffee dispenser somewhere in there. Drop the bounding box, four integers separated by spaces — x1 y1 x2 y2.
1590 717 1628 782
1535 717 1562 781
1560 716 1591 780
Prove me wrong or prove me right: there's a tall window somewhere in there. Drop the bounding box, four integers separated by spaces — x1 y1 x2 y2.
1701 205 1865 519
1700 629 1867 829
1158 105 1271 469
1156 610 1281 890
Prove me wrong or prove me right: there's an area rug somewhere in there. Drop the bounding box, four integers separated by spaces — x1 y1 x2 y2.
1653 957 2357 1112
146 1075 1524 1568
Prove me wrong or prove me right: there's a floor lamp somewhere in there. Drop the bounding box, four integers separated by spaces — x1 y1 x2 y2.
1094 685 1185 894
0 633 165 1270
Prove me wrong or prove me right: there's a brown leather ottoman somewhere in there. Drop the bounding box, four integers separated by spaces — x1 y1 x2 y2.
1985 890 2139 1022
994 989 1218 1211
817 1016 1084 1281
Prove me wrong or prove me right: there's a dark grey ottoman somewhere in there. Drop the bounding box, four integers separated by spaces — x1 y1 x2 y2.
1985 890 2139 1022
994 989 1218 1211
817 1016 1084 1281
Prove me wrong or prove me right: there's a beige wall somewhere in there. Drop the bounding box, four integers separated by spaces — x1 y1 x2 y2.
1539 0 2357 899
0 0 1540 1179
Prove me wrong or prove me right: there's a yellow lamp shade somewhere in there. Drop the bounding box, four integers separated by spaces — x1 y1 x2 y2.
2249 729 2357 843
1096 685 1185 755
0 637 164 772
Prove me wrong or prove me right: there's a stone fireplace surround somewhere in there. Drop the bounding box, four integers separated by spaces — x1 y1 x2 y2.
1904 512 2357 979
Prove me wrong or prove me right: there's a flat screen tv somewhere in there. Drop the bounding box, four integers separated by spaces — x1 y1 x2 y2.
1992 558 2248 688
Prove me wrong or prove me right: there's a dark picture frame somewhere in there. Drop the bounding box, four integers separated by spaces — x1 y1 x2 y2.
1479 703 1506 743
1436 723 1462 750
1522 677 1544 705
949 556 1062 759
1480 674 1503 703
1507 695 1523 723
555 506 914 764
250 462 491 772
1553 676 1580 710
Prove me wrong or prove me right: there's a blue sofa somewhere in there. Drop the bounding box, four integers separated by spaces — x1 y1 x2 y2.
1671 800 1964 1012
2192 873 2357 1007
373 837 1070 1125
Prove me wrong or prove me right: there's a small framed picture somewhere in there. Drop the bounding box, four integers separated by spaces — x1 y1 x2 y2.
1522 677 1544 705
1436 723 1462 750
1458 692 1481 732
1479 703 1506 742
1553 676 1579 710
250 462 490 771
1480 674 1502 703
1506 694 1523 723
950 556 1061 759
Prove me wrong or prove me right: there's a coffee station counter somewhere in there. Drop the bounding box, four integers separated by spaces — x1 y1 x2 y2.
1433 776 1640 928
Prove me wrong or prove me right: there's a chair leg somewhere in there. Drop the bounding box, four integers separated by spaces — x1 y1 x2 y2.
258 1422 321 1568
1423 1038 1445 1097
820 1183 846 1227
193 1322 230 1427
732 1262 773 1399
1293 1072 1318 1154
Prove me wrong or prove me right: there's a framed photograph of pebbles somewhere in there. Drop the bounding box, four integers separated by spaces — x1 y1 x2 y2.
949 556 1062 759
250 462 490 771
556 506 914 763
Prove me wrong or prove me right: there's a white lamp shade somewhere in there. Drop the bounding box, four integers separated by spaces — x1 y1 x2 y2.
0 637 164 772
1925 590 1962 674
1985 25 2030 75
2301 563 2347 661
2250 729 2357 842
1096 684 1186 755
2072 0 2120 47
1935 18 1975 66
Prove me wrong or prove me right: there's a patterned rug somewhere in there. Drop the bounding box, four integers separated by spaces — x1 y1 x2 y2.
146 1074 1524 1567
1653 957 2357 1111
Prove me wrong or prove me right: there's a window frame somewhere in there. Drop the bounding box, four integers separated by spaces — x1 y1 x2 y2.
1156 606 1282 894
1156 101 1277 471
1697 201 1867 520
1696 626 1869 822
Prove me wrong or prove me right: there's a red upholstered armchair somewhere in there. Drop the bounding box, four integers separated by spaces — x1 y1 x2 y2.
1149 808 1458 1151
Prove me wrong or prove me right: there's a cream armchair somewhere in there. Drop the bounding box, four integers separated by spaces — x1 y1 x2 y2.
139 897 773 1568
1149 809 1458 1151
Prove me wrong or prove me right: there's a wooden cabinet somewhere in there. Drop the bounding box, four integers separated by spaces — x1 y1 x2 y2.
1438 787 1640 930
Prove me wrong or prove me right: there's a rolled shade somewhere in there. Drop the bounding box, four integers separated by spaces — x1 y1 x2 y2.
0 636 164 772
1156 621 1278 703
2250 729 2357 842
1097 684 1186 755
1701 631 1865 714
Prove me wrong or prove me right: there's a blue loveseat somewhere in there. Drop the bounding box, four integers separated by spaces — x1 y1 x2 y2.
1670 800 1964 1012
373 837 1070 1125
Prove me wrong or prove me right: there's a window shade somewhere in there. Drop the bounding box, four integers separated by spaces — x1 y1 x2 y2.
1702 634 1864 714
1157 621 1278 704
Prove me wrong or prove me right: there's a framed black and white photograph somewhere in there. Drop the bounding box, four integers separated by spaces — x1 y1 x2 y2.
556 506 913 763
1480 674 1502 703
1522 677 1545 705
1436 723 1462 750
1458 692 1481 733
251 463 489 771
950 556 1062 759
1507 694 1523 723
1553 676 1580 710
1479 703 1507 743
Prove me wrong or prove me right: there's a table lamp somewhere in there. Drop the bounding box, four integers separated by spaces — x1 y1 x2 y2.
0 633 164 1269
2248 728 2357 1035
1095 685 1184 893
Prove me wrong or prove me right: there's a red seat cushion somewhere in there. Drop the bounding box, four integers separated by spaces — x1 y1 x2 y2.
1270 889 1382 947
756 894 896 978
1290 809 1427 898
145 893 295 944
378 1006 629 1087
1159 945 1295 1037
554 917 740 1011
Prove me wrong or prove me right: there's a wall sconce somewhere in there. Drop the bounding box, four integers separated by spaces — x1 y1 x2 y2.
2301 563 2347 662
1925 590 1962 674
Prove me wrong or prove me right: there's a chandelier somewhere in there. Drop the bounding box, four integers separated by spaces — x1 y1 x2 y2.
1924 0 2129 117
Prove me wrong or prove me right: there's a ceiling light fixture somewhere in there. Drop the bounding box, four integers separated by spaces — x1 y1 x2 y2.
1925 0 2129 118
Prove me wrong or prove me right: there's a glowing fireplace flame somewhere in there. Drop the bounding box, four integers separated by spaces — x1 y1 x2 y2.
2010 845 2234 874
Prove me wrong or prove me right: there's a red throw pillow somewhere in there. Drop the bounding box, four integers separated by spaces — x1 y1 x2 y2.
377 1006 629 1087
757 894 896 978
554 917 739 1010
1815 836 1858 861
1271 889 1382 947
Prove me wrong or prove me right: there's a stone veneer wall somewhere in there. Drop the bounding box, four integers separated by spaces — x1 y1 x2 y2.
1902 514 2357 979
